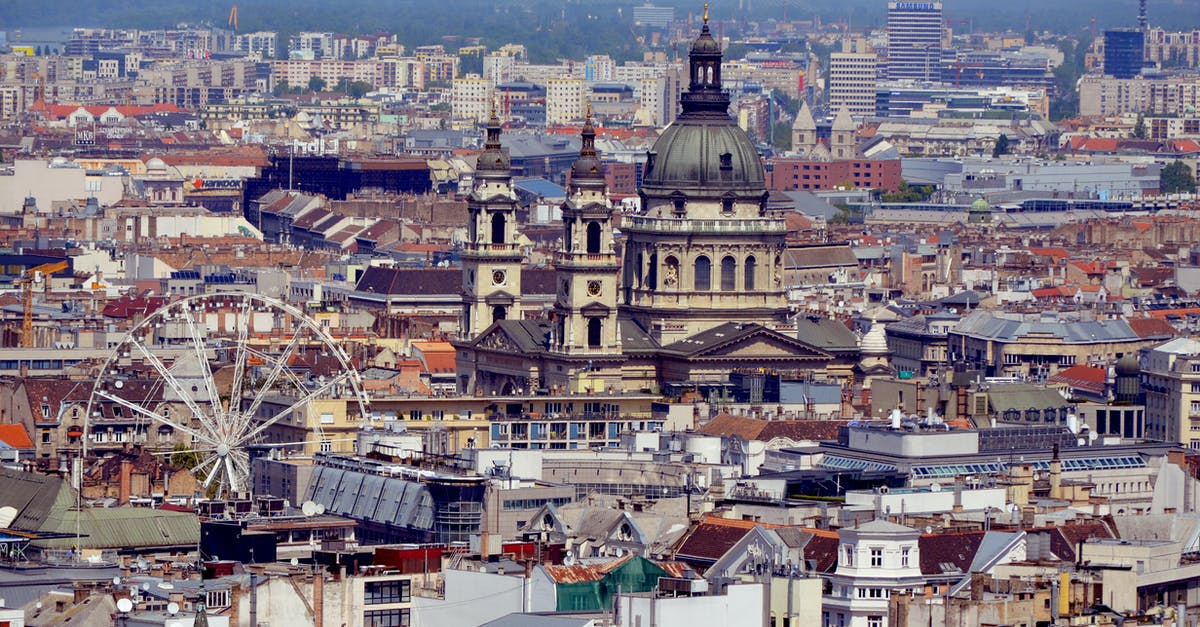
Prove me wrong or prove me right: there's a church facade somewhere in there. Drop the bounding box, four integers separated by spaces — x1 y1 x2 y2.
453 15 863 397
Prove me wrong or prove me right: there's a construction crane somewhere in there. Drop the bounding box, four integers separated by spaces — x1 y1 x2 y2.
19 260 68 348
228 4 239 32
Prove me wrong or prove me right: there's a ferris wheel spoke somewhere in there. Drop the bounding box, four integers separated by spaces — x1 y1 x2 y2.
181 304 225 425
96 389 216 446
240 372 351 444
126 335 218 437
202 458 224 490
227 298 254 428
233 345 309 437
239 324 310 432
224 455 243 494
190 453 219 476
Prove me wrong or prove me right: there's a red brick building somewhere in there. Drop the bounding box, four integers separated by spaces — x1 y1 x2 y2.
766 158 902 192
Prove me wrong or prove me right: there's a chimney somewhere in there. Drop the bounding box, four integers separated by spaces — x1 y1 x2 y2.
970 572 986 601
313 570 323 627
118 459 133 505
953 475 964 513
1049 444 1062 500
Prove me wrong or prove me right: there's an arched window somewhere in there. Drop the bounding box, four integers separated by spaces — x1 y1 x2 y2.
586 221 601 254
744 256 757 290
647 253 658 290
491 212 505 245
564 220 573 252
721 256 737 291
492 305 506 321
694 256 711 291
635 253 644 288
587 318 602 348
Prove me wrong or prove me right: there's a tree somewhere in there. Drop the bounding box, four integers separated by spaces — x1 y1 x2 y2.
880 180 935 203
308 76 327 92
992 133 1010 158
1133 114 1147 139
170 443 203 470
273 79 290 97
770 121 792 152
346 81 374 99
1160 161 1197 194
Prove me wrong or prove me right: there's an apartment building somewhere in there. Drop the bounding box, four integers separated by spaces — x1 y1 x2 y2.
1141 337 1200 449
829 52 880 117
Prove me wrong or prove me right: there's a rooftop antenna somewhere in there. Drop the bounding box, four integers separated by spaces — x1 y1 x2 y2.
1137 0 1148 30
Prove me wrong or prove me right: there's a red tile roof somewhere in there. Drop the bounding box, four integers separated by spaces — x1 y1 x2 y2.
697 414 846 442
0 424 34 449
674 516 784 567
1127 317 1178 338
1047 365 1107 395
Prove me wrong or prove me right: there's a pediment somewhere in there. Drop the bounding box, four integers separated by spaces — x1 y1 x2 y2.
473 326 522 353
691 329 834 360
485 290 517 306
580 301 612 316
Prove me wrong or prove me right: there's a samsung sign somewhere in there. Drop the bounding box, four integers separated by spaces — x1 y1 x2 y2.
894 2 937 10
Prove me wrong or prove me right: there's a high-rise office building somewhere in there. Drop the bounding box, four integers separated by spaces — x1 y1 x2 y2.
1104 30 1145 79
829 52 880 117
886 1 943 81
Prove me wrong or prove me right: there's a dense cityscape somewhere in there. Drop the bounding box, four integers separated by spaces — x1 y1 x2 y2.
0 0 1198 625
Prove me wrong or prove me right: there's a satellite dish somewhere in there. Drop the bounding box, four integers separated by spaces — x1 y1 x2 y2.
563 552 577 566
315 503 326 515
113 576 122 585
290 557 299 566
157 582 174 590
142 583 150 591
925 526 933 534
301 501 317 517
115 380 124 389
283 499 291 509
167 602 180 615
930 482 942 492
136 557 148 570
116 598 133 613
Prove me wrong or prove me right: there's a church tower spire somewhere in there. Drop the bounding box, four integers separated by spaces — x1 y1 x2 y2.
550 109 622 380
460 109 523 342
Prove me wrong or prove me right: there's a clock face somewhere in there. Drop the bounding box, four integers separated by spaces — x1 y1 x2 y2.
492 269 506 286
587 280 602 297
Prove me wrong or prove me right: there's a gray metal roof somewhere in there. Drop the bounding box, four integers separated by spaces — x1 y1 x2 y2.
953 310 1141 344
306 465 434 532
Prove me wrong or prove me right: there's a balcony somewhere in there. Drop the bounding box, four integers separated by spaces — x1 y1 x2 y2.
623 215 786 235
461 243 523 256
553 251 619 267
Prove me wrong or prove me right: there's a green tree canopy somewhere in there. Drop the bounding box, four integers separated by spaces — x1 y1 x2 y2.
992 133 1010 158
1161 161 1197 194
308 76 327 92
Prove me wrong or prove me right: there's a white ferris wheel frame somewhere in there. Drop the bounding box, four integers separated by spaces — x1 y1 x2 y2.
82 291 370 497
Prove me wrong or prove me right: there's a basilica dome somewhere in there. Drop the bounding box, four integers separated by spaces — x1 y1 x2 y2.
640 10 764 198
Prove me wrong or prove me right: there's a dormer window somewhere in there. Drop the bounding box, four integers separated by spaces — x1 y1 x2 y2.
719 152 733 170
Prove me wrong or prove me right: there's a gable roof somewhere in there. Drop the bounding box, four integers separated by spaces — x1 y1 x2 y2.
674 516 784 568
919 530 986 576
662 322 834 361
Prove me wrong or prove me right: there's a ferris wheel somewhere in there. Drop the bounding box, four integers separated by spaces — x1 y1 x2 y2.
83 292 370 498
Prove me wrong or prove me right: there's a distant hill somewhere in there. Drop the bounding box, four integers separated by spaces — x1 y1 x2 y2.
2 0 1197 61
